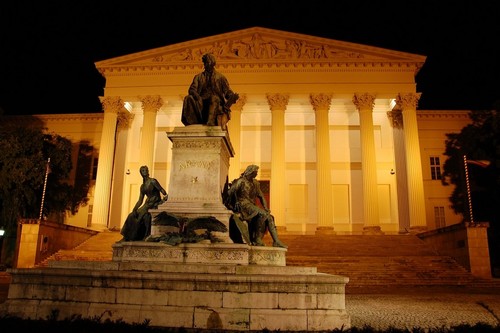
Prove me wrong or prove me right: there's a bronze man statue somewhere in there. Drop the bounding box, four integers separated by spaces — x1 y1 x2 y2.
181 53 239 130
225 164 287 248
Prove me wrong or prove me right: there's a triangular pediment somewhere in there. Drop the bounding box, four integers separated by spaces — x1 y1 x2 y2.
96 27 426 72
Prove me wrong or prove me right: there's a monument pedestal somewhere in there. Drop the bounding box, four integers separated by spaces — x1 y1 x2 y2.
112 241 287 266
0 125 351 331
151 125 234 241
2 245 350 331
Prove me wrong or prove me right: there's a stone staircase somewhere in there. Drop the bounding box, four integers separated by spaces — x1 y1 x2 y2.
39 230 500 293
278 233 500 293
36 230 122 267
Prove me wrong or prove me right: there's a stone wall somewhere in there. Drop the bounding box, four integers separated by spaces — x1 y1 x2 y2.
15 219 97 268
418 222 491 278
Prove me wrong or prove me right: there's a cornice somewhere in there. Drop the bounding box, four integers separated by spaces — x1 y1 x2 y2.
98 61 421 77
417 110 470 120
33 113 104 122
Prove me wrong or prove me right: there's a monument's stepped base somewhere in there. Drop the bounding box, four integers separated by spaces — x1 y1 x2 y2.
37 231 500 292
2 237 351 331
3 263 349 331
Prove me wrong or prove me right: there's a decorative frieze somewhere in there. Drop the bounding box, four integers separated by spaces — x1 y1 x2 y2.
153 33 367 63
173 140 222 150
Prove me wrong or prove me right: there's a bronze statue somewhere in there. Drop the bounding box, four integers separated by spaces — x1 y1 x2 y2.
224 165 287 248
181 53 239 130
120 165 168 241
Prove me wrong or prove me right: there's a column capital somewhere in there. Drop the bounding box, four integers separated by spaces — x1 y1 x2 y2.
99 96 124 114
387 110 403 128
117 111 134 130
352 93 376 110
309 93 332 111
139 95 164 113
266 93 289 110
233 94 247 111
396 93 421 110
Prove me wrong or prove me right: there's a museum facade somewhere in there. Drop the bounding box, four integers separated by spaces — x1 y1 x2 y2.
25 27 471 235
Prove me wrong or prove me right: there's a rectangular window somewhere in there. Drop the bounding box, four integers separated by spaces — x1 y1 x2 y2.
434 206 445 228
87 205 93 227
430 156 442 180
92 158 98 180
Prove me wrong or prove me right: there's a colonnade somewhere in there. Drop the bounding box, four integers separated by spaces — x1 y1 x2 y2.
91 92 427 234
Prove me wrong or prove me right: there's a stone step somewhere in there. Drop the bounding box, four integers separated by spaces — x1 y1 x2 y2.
36 231 122 267
38 230 500 293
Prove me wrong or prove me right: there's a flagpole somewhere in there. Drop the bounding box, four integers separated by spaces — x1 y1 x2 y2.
463 154 474 224
39 157 51 221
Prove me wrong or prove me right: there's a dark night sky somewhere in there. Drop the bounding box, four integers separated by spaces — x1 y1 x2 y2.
1 1 499 116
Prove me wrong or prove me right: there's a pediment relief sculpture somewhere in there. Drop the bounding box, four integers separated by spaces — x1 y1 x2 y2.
152 32 370 63
96 27 425 70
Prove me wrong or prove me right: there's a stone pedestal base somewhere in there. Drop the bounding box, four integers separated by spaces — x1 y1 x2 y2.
151 125 235 242
112 241 286 266
2 255 351 331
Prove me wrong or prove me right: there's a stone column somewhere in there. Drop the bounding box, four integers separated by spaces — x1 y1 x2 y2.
267 93 289 229
387 110 410 233
396 93 427 232
310 93 335 234
108 110 134 231
353 93 382 234
139 95 163 169
227 94 247 182
91 96 123 230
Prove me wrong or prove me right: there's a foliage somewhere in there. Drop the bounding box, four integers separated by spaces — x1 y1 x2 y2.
442 109 500 223
0 315 499 332
441 109 500 273
0 118 91 264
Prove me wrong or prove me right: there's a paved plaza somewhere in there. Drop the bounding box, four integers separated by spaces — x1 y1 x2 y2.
346 289 500 330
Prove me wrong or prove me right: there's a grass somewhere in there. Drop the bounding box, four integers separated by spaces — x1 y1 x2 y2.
0 314 499 333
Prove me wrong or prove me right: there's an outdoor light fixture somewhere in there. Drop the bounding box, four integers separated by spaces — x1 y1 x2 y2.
0 229 5 236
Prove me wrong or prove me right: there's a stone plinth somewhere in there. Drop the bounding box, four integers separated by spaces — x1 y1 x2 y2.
112 241 286 266
2 260 350 331
151 125 234 240
0 124 352 331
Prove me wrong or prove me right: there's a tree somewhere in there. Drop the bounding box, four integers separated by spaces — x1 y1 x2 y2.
0 118 90 267
442 108 500 275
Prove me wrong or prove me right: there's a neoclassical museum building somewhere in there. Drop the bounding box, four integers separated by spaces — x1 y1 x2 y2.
18 27 472 235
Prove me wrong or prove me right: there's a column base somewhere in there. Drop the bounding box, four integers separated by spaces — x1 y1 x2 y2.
315 226 336 235
409 226 428 234
362 226 384 235
276 225 287 233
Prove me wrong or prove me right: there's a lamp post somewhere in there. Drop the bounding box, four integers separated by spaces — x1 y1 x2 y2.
463 155 474 224
39 157 50 221
463 155 491 224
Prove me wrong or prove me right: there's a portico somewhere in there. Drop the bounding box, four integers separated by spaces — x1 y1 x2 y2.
90 27 427 235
